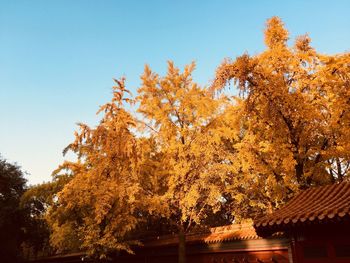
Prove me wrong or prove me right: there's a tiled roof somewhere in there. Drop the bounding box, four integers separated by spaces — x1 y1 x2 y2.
143 223 259 247
203 223 258 243
254 182 350 235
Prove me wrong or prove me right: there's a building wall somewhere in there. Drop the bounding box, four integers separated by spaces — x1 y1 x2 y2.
29 238 290 263
115 238 290 263
290 225 350 263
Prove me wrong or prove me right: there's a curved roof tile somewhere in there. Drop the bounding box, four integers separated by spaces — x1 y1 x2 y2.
254 181 350 235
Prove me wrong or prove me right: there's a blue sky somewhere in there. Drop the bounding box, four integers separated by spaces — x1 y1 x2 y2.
1 0 349 185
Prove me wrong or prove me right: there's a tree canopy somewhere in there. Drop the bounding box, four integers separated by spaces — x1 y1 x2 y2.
212 16 350 211
37 16 350 263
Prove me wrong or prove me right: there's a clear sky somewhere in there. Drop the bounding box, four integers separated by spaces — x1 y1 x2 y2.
1 0 349 185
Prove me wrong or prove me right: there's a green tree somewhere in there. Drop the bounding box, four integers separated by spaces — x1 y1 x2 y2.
0 156 27 263
20 174 71 258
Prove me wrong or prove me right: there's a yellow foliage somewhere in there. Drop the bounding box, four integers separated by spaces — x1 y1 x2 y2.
137 61 232 231
48 17 350 259
213 16 350 212
49 79 141 257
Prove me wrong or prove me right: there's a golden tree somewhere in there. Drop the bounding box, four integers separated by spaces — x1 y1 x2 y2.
137 62 232 263
213 17 350 212
49 79 141 258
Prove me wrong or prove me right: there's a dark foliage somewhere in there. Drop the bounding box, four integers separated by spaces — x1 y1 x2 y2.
0 156 27 263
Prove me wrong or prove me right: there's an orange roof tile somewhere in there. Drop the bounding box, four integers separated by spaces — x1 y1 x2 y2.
202 223 259 243
254 182 350 235
143 223 259 247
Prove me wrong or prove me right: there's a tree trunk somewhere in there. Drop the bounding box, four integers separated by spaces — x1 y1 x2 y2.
178 226 186 263
295 161 305 186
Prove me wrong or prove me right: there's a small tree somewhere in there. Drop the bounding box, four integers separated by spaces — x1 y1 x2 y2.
49 79 142 258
